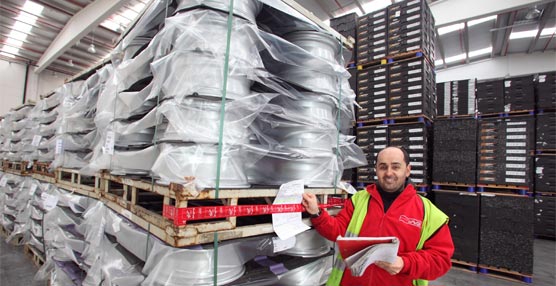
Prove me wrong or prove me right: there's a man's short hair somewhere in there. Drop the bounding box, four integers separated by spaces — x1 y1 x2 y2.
376 146 410 166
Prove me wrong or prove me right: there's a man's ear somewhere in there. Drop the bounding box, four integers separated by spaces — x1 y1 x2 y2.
405 164 411 177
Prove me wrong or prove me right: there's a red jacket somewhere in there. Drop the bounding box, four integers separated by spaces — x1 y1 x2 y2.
311 184 454 286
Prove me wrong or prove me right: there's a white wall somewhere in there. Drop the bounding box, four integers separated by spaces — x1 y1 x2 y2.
436 51 556 82
0 59 68 116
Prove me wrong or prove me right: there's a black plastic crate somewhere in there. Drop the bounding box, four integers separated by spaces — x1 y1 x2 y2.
534 196 556 238
535 155 556 193
536 112 556 150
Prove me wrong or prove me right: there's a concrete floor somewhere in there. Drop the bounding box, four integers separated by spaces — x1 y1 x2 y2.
1 237 554 285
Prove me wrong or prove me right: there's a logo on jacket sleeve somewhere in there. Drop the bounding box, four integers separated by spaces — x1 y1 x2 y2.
399 215 422 228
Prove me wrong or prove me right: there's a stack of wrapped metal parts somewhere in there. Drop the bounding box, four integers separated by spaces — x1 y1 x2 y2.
84 0 365 189
0 104 35 162
0 171 336 285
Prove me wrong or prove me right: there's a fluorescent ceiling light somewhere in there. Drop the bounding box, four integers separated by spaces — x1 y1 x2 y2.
22 0 44 15
434 59 445 66
13 21 33 33
1 45 20 55
444 53 466 64
0 52 16 58
6 38 24 47
468 15 497 27
468 46 492 58
438 23 464 35
362 0 390 13
510 29 538 39
16 11 38 25
9 30 28 41
541 27 556 36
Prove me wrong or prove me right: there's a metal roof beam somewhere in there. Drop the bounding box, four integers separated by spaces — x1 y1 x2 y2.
463 23 470 64
430 0 545 27
435 28 447 69
501 11 517 57
527 2 555 53
35 0 129 73
354 0 366 15
491 14 503 57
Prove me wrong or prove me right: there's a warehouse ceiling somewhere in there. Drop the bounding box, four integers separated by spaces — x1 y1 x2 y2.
0 0 554 77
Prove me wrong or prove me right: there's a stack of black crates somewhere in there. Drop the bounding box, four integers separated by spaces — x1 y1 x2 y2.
330 12 358 65
349 0 435 190
432 71 555 282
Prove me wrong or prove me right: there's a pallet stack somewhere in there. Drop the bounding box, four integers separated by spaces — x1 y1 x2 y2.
534 71 556 239
354 0 436 190
435 79 476 117
330 12 358 65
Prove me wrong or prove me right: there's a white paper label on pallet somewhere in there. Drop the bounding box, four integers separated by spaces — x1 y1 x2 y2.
409 136 424 141
32 135 42 146
121 209 133 220
407 22 421 29
409 128 423 133
374 18 385 24
375 90 386 95
412 162 424 166
395 11 401 17
374 128 387 134
536 167 544 174
407 15 420 22
374 53 387 59
374 25 386 31
408 109 422 114
272 180 309 240
407 37 421 43
409 153 423 158
375 105 386 110
374 47 386 52
507 128 526 132
375 83 386 88
507 164 526 169
408 85 422 90
375 76 386 81
0 178 7 187
408 0 420 5
409 145 424 149
375 113 387 117
374 40 386 46
375 144 387 149
55 139 63 155
408 101 422 106
374 32 385 38
273 236 296 253
507 135 527 139
505 80 511 87
408 93 422 98
539 75 546 83
411 170 424 175
505 178 525 183
504 104 511 112
408 77 422 82
412 178 424 183
374 11 385 17
506 156 526 162
29 184 37 196
406 45 421 51
406 30 421 37
506 142 527 147
507 121 527 125
506 149 526 154
506 171 526 176
374 68 386 74
408 69 422 75
41 193 58 211
375 137 388 142
374 98 386 103
103 131 115 155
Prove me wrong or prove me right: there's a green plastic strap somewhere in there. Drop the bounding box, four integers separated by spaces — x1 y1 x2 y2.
333 42 344 195
213 2 235 285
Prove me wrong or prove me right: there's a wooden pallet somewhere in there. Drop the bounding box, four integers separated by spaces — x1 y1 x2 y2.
24 244 45 268
2 161 29 175
32 161 55 178
477 110 535 119
432 182 477 192
476 184 531 196
357 49 432 70
98 173 346 247
356 114 432 126
478 264 533 284
451 259 478 273
55 168 100 198
436 114 477 119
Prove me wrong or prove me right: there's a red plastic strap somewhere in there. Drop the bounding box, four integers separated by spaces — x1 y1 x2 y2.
163 198 346 226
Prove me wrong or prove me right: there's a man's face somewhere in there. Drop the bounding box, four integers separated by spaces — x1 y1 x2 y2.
375 147 411 193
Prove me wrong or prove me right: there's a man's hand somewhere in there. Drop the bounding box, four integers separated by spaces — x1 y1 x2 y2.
375 257 404 275
302 193 319 215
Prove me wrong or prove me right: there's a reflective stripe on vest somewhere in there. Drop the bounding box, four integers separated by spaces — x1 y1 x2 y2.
326 190 449 286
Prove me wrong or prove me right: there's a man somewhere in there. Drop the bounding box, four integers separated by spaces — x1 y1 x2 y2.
302 146 454 286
